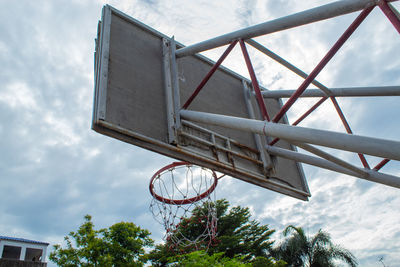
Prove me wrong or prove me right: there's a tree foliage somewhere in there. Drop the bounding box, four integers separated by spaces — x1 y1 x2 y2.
49 215 153 267
272 225 358 267
147 199 277 266
49 205 358 267
169 250 249 267
167 250 287 267
209 199 275 259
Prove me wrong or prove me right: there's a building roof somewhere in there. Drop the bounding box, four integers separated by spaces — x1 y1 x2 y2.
0 236 49 246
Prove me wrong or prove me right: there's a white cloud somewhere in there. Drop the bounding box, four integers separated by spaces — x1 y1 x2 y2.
42 113 82 147
0 82 38 110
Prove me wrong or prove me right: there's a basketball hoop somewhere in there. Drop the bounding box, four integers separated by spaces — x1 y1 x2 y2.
149 162 218 250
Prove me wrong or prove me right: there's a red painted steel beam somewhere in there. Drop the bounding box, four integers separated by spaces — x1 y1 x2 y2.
182 40 238 109
378 0 400 34
239 39 270 121
293 97 328 126
374 158 390 171
272 6 374 123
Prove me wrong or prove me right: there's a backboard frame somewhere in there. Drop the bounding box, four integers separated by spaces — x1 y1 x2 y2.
93 5 311 200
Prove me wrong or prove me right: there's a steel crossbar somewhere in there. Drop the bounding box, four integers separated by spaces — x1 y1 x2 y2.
180 110 400 162
175 0 379 57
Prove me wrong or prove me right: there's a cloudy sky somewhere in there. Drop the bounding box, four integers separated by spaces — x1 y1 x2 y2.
1 0 399 266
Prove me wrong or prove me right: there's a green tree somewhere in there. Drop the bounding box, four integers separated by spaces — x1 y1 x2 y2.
167 250 287 267
209 200 275 259
169 250 250 267
50 215 153 267
272 225 357 267
251 256 287 267
147 199 277 266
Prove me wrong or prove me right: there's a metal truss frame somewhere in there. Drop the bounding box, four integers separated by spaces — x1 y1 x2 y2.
172 0 400 188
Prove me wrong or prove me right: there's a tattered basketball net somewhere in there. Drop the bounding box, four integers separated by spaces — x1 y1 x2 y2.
149 162 218 251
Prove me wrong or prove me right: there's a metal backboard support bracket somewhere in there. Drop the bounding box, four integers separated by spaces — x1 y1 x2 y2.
162 38 177 144
242 80 274 174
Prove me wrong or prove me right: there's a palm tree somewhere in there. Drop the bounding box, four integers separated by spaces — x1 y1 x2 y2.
272 225 358 267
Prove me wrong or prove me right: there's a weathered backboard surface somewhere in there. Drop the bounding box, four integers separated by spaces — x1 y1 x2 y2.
93 5 310 200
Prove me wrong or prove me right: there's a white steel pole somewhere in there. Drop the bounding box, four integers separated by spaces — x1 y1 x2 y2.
292 142 367 176
180 110 400 161
262 86 400 98
266 145 400 189
176 0 376 57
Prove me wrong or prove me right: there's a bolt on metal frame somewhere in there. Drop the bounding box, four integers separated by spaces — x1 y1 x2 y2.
172 0 400 188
